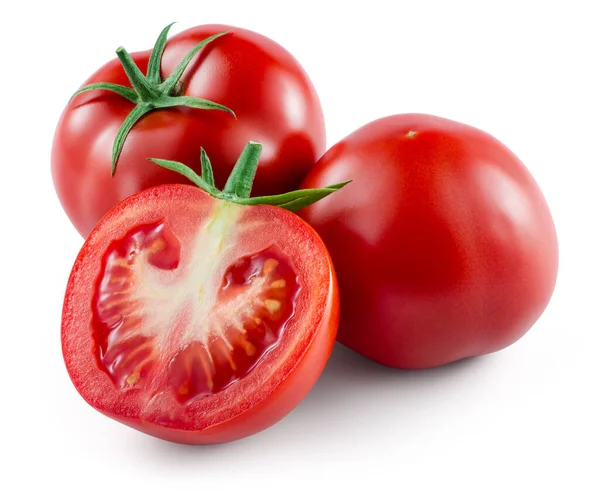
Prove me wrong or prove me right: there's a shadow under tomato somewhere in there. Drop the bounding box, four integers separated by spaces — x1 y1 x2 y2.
131 342 488 471
305 342 483 399
284 343 485 429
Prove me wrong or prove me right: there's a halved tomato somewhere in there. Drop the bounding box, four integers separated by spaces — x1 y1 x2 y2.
61 143 343 444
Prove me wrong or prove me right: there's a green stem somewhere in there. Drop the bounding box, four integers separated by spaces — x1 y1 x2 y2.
148 143 350 212
148 157 219 194
237 182 352 211
115 47 159 101
69 82 138 104
69 24 236 176
223 142 262 199
111 104 153 174
153 95 235 117
147 22 175 84
200 148 215 187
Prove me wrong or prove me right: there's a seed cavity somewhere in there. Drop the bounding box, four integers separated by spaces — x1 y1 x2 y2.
242 340 256 356
264 299 282 314
150 238 165 252
263 258 279 274
126 372 140 385
93 219 300 406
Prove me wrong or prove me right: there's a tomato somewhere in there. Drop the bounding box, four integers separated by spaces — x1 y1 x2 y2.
52 23 325 237
300 114 558 369
61 143 343 444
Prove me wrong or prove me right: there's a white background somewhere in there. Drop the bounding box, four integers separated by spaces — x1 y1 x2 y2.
1 0 598 494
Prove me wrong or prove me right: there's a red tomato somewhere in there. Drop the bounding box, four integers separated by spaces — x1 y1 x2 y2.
300 114 558 369
61 143 341 444
52 24 325 237
62 185 338 443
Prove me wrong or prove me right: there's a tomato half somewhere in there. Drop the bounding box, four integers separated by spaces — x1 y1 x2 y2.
61 145 341 443
52 24 325 237
300 114 558 369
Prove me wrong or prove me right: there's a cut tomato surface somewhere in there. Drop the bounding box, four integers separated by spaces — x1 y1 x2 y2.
62 185 339 444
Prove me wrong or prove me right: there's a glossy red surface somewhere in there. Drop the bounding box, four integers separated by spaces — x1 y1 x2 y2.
301 114 558 369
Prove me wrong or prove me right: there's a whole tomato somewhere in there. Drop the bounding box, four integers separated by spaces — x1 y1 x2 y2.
52 24 325 237
300 114 558 369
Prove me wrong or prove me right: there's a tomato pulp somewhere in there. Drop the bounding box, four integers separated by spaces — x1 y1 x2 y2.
300 114 558 369
61 145 341 444
52 24 325 237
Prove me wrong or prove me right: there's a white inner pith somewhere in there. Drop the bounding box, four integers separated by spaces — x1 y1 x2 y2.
96 200 290 391
134 202 248 348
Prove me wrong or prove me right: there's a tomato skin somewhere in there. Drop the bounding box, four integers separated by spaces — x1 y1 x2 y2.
52 24 325 237
300 114 558 369
61 185 338 444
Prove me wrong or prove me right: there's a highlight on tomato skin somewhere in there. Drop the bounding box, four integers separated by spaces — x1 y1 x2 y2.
300 113 559 370
61 143 345 444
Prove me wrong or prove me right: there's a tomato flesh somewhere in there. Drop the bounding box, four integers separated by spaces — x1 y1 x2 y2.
62 186 338 443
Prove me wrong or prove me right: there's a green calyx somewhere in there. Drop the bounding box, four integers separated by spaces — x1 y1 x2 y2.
148 142 351 212
70 23 236 175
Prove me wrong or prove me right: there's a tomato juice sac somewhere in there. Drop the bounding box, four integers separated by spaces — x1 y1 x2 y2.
92 216 300 405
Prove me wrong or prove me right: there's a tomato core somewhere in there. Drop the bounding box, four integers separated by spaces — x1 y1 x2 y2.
92 215 299 406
